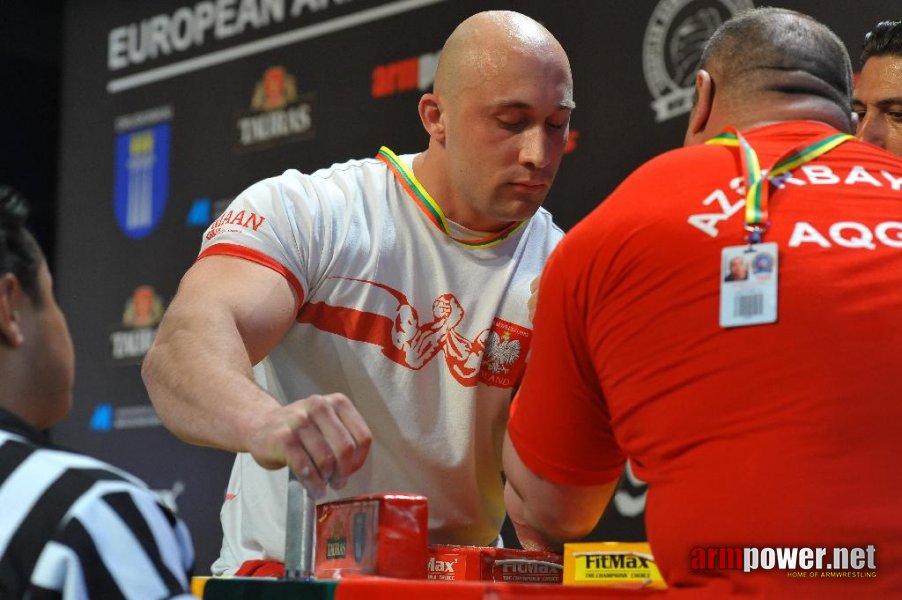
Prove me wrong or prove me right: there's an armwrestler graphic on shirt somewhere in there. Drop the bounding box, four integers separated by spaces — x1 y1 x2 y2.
393 293 491 383
392 293 464 369
333 277 490 381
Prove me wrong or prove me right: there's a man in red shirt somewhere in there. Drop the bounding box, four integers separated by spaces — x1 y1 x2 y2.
504 7 902 597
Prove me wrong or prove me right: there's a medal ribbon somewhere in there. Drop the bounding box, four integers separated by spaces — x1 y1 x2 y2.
377 146 527 249
707 129 853 243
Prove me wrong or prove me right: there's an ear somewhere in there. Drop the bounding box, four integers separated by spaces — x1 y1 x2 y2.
685 69 714 145
418 92 446 144
0 274 25 347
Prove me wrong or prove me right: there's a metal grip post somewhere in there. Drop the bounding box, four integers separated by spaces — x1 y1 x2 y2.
284 473 316 580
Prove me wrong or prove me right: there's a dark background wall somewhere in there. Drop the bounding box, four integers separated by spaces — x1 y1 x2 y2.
0 0 62 269
3 0 898 575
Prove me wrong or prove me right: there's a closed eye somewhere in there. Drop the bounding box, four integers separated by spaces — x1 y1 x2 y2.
497 118 527 132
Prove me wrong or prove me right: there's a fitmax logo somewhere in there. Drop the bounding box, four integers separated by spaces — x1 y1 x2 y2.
427 557 456 574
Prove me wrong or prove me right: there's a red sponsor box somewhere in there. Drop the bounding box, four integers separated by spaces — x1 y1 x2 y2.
315 493 428 580
427 545 563 583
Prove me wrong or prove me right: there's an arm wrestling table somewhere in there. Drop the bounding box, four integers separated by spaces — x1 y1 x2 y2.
201 575 664 599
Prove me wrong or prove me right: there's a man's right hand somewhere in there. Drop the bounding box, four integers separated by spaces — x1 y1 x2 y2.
249 393 372 498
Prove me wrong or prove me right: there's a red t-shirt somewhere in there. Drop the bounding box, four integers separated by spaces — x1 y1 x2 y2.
509 122 902 597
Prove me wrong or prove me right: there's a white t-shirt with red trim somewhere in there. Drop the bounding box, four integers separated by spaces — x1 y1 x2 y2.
202 150 562 574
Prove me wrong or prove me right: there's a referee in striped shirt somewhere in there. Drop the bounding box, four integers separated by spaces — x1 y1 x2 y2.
0 187 195 598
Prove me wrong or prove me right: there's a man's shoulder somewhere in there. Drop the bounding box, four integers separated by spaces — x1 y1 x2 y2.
630 144 728 182
230 154 393 219
247 152 399 205
307 153 390 180
557 146 722 251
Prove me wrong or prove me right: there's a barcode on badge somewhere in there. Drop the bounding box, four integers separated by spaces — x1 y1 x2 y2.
734 292 764 318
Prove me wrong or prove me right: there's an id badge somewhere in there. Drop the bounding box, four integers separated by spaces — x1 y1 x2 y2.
719 242 778 328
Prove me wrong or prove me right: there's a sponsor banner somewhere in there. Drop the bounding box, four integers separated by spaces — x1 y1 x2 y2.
109 285 166 365
90 403 163 431
107 0 362 72
234 65 315 152
106 0 450 93
371 50 439 98
186 196 234 228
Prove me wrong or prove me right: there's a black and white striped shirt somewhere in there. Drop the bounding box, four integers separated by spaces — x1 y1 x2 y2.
0 408 194 599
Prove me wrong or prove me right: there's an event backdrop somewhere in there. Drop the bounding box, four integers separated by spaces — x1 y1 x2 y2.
54 0 898 572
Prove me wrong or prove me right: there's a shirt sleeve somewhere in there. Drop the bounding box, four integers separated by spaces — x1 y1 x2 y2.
508 234 626 486
29 484 195 599
197 170 339 305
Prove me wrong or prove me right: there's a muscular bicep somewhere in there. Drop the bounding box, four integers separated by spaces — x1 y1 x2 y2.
162 255 300 364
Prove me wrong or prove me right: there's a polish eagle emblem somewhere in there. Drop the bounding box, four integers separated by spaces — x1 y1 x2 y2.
484 331 521 374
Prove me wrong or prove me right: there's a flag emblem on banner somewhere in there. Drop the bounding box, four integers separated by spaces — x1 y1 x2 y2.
113 123 170 239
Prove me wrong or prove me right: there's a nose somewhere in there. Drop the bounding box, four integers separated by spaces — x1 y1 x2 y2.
519 126 553 170
856 111 886 149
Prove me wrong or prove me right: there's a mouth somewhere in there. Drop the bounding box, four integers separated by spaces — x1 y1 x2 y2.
508 180 549 193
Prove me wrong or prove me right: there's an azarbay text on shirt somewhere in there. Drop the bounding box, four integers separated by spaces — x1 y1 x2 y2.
688 164 902 248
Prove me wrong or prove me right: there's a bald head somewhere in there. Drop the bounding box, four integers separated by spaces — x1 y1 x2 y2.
413 10 573 232
699 8 852 122
434 11 572 105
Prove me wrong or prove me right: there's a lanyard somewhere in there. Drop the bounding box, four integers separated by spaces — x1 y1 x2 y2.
707 129 853 244
376 146 528 249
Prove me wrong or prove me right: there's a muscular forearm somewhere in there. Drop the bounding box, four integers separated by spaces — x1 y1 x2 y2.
502 432 618 547
144 257 371 493
142 305 280 453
